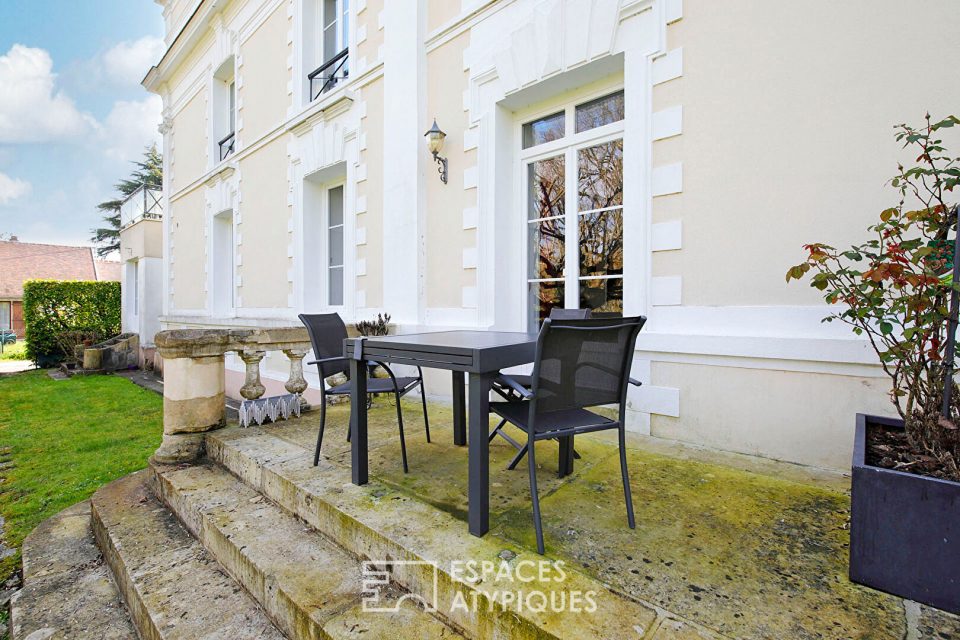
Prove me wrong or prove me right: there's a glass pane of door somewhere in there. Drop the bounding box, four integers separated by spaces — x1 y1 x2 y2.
579 210 622 278
579 278 623 316
327 185 344 306
578 139 623 212
527 155 565 220
577 138 624 316
522 111 565 149
528 281 564 326
575 90 625 133
530 217 565 280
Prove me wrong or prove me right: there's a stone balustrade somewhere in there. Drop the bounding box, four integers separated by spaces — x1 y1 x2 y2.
153 327 312 463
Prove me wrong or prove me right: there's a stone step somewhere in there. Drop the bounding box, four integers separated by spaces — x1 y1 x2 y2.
90 470 286 640
153 461 465 640
9 501 137 639
206 425 663 640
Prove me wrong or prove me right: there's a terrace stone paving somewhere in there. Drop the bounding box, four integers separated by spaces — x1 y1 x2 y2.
266 398 960 640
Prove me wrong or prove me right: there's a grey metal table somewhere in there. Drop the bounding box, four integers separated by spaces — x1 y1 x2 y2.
344 330 537 537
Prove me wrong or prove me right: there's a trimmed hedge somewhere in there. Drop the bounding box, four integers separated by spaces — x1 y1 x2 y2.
22 280 121 367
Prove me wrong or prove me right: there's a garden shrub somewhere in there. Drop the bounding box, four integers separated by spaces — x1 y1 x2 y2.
22 280 121 367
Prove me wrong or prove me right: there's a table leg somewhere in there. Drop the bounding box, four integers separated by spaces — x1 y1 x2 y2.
558 435 574 478
350 358 368 485
468 372 492 537
452 371 466 446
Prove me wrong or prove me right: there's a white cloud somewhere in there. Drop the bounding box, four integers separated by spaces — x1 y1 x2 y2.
100 36 165 86
0 171 31 205
0 44 95 143
97 95 163 161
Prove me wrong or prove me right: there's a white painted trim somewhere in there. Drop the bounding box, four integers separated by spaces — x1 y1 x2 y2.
664 0 683 24
462 247 478 269
462 207 478 229
651 220 682 251
652 162 682 196
651 105 682 140
632 384 680 418
651 47 682 85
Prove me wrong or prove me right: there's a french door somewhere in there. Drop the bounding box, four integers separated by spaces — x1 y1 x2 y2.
522 89 625 328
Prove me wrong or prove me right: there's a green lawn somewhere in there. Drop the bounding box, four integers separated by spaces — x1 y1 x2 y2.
0 342 27 361
0 370 162 581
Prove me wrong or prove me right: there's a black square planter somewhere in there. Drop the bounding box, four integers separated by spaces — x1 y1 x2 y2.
850 413 960 613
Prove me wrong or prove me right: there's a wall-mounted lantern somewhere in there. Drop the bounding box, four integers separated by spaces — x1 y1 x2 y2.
424 119 448 184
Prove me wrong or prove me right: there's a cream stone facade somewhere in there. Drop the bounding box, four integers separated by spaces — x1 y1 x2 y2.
145 0 960 471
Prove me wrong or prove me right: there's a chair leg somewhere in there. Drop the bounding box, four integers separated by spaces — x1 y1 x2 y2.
527 438 545 555
488 418 507 443
313 392 327 467
507 443 528 470
395 391 409 473
618 426 635 529
419 382 431 443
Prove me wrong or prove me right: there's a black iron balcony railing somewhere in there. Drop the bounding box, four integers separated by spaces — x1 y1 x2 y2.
308 48 349 101
219 131 236 162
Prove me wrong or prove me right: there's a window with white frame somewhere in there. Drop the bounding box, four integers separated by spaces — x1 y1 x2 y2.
214 58 236 162
304 0 349 102
521 89 625 328
302 173 347 311
0 301 9 331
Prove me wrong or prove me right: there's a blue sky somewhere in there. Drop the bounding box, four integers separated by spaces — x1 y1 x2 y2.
0 1 165 249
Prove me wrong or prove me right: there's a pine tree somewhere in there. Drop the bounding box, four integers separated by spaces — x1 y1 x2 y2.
91 146 163 257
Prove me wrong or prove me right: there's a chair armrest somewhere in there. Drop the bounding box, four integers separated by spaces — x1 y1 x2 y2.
495 374 533 400
307 356 348 366
368 360 406 392
581 361 642 387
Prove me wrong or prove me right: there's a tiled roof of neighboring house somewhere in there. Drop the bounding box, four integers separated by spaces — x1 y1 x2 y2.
0 240 120 299
94 259 122 282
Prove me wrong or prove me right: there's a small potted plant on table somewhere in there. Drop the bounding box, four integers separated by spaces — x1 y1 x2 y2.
788 114 960 613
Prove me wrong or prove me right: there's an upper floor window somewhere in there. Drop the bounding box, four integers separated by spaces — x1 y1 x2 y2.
306 0 349 101
213 58 236 162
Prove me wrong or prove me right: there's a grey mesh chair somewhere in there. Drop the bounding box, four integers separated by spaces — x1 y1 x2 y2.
490 308 592 469
490 316 646 554
299 313 429 472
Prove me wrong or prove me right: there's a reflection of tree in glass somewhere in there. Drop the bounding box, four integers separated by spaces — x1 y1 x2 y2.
578 140 623 279
536 281 564 322
530 156 566 282
536 218 565 280
579 211 623 277
531 156 565 219
575 91 624 133
578 140 623 211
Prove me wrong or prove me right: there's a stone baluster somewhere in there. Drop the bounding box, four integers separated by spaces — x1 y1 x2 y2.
152 327 312 464
239 350 267 400
283 349 309 395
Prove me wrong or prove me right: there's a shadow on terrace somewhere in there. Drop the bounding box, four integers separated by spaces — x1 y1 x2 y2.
154 327 959 640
